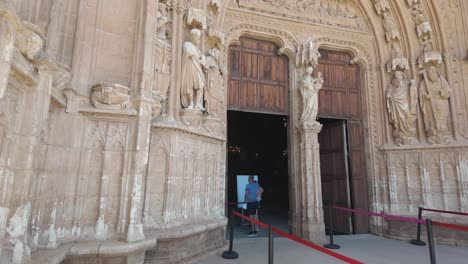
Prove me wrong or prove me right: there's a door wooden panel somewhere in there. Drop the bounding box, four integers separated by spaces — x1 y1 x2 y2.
348 121 369 233
319 120 351 234
317 49 369 233
228 38 288 115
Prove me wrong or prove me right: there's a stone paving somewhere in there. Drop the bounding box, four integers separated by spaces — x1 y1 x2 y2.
193 234 468 264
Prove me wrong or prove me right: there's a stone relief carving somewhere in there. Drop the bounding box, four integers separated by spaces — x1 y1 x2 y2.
299 66 323 126
16 23 45 61
382 12 401 42
181 28 206 111
153 1 173 119
204 48 224 117
374 0 390 15
419 66 452 144
156 2 172 41
234 0 368 32
187 8 207 30
91 83 131 110
296 39 321 68
386 71 418 145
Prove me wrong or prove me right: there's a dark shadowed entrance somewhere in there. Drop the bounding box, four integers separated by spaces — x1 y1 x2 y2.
227 38 290 235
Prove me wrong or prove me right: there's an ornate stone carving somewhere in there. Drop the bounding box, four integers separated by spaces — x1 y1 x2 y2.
156 3 172 41
180 28 206 111
187 8 207 30
91 83 131 110
419 66 452 144
204 48 224 118
296 39 321 68
16 22 45 61
374 0 390 15
299 66 323 126
235 0 368 32
382 12 401 42
386 71 418 145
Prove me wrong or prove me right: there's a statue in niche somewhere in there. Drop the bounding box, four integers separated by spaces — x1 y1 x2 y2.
204 48 224 117
299 66 323 125
181 28 207 111
382 12 401 42
386 71 418 145
419 66 452 144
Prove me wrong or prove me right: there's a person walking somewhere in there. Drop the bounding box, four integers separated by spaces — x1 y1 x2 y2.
244 175 263 236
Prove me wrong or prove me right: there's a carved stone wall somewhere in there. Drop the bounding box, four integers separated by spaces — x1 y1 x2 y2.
145 127 225 229
1 0 468 263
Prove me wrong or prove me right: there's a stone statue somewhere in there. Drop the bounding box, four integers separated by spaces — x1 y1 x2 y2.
181 28 206 110
156 4 171 40
299 66 323 125
204 48 224 117
419 66 452 144
386 71 418 145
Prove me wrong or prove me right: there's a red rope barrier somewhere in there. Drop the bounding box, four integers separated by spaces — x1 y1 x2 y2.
432 221 468 232
333 206 425 224
234 211 269 229
422 208 468 217
233 211 363 264
271 227 364 264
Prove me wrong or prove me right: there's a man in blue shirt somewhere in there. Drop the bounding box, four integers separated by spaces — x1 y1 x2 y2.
244 175 263 236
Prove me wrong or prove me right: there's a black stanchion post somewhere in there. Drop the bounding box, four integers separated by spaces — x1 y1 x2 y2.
268 224 274 264
222 208 239 259
411 207 426 246
323 206 340 249
426 219 436 264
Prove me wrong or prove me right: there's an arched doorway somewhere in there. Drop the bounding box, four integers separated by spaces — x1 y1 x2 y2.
227 38 290 234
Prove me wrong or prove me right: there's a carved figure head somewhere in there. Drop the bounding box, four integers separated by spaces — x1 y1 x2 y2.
392 71 406 87
190 28 202 45
427 66 439 82
305 66 314 76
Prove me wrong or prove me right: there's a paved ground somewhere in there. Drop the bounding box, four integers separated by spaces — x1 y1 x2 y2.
194 234 468 264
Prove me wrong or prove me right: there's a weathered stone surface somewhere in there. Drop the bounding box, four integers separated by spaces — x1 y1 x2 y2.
1 0 468 263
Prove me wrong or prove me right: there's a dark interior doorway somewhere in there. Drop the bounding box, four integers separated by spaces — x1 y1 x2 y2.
227 111 289 234
318 118 353 234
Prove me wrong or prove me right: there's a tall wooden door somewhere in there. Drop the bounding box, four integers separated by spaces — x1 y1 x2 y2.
228 38 289 115
316 50 369 233
319 120 351 234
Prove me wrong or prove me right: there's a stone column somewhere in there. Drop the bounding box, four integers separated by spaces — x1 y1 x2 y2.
297 122 326 243
0 0 17 98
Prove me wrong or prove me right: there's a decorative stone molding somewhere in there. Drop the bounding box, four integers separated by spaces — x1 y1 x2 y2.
91 83 131 110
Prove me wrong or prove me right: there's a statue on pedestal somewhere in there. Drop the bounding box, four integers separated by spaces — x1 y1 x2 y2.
299 66 323 126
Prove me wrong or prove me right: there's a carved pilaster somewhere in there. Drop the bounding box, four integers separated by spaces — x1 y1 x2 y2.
0 0 18 98
294 122 326 243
